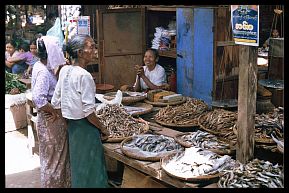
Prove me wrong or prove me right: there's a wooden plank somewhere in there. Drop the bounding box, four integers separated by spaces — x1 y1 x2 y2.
158 49 177 58
236 45 258 163
153 127 183 138
216 41 236 47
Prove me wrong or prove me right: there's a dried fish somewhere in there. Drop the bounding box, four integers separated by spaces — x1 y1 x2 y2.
154 97 209 126
162 147 237 179
95 104 147 138
218 159 284 188
124 134 183 153
176 130 232 154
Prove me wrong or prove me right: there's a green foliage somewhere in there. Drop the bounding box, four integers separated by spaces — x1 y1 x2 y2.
5 71 27 94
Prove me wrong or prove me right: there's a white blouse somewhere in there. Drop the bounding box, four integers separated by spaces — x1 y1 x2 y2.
134 64 167 90
51 65 96 120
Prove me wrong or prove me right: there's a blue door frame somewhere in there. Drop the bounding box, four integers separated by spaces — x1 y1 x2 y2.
177 8 214 106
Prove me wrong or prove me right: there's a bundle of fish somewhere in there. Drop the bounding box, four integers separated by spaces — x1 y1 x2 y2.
198 109 237 141
124 134 183 153
176 130 232 154
154 98 209 126
96 104 147 138
218 159 284 188
162 147 237 179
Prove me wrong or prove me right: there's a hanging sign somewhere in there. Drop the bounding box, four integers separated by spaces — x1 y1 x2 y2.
77 16 90 36
231 5 259 46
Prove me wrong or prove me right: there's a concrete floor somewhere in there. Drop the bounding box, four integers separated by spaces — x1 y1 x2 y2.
5 127 41 188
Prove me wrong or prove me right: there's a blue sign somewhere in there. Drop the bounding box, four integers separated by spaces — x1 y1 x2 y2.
231 5 259 46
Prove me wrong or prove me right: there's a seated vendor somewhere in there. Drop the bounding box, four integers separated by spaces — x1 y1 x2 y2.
5 40 28 74
121 48 169 92
7 42 39 77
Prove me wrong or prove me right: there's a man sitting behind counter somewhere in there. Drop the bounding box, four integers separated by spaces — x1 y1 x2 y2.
121 48 170 92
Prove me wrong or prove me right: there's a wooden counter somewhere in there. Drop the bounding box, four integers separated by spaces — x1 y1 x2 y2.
102 123 218 188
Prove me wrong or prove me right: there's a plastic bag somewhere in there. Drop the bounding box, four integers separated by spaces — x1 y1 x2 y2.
95 90 123 112
46 17 64 49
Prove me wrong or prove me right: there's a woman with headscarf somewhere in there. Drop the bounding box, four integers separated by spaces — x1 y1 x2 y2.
31 36 71 188
51 34 110 188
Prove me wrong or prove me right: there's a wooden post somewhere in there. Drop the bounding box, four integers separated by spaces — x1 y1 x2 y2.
236 45 258 163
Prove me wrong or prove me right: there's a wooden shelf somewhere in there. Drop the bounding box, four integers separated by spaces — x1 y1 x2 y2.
146 6 176 12
158 49 177 58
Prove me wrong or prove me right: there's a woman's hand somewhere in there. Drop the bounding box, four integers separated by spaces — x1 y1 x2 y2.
43 111 59 124
135 65 144 77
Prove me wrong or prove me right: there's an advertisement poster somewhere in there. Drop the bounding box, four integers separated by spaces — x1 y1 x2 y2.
77 16 90 36
231 5 259 46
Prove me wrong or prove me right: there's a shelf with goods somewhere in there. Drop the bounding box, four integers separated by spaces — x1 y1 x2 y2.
146 8 177 91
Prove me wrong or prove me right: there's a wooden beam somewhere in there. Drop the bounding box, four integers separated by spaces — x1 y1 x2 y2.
236 45 258 163
216 41 236 46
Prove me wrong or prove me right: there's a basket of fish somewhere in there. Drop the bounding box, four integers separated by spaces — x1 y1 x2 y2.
218 159 284 188
161 147 238 182
198 109 237 142
96 104 149 143
174 130 235 155
120 134 184 162
154 98 209 127
103 91 146 105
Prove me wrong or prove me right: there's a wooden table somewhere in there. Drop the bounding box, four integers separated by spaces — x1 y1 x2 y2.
102 121 218 188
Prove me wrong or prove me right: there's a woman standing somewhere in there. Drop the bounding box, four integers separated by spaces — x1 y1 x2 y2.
126 48 168 92
51 34 110 188
31 37 70 188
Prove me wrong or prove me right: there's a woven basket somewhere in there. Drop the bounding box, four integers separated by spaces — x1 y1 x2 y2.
105 118 149 143
161 152 221 182
143 97 186 107
198 114 223 136
104 92 146 105
173 133 235 155
120 136 177 162
124 102 153 117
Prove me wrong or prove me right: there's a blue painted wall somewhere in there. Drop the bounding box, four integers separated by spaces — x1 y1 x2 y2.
177 8 214 106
